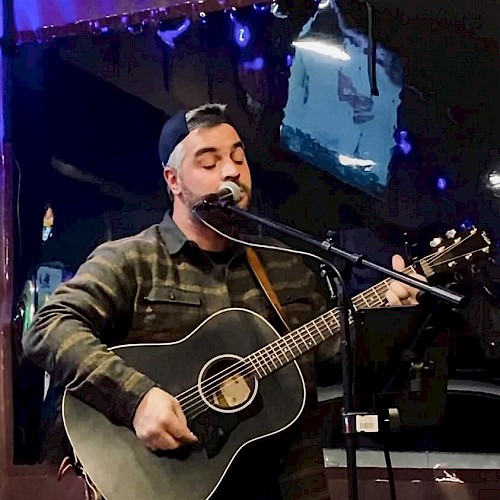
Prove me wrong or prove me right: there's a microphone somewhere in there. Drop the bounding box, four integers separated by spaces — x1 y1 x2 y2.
193 181 242 210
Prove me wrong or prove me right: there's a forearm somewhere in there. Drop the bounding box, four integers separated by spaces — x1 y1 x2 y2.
24 307 154 426
22 246 155 426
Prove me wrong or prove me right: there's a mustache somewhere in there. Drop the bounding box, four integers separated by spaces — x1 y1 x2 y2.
189 183 252 210
237 183 251 198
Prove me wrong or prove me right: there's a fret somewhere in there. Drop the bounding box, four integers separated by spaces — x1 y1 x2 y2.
372 287 384 304
288 330 303 357
360 293 371 308
319 315 334 337
312 320 326 341
258 349 272 375
304 325 317 348
298 326 310 351
380 279 391 292
266 343 280 370
276 338 290 363
326 311 341 330
249 356 266 379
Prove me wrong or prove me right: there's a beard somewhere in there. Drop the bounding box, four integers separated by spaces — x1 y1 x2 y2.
181 181 252 234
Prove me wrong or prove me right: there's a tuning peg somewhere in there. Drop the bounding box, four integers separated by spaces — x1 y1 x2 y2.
430 237 443 248
445 229 457 239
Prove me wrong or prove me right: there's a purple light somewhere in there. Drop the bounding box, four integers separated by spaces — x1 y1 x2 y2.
253 3 270 11
157 18 191 48
127 23 144 35
460 219 473 230
241 57 265 71
229 11 251 48
286 54 294 67
231 20 251 48
437 177 447 191
397 129 412 155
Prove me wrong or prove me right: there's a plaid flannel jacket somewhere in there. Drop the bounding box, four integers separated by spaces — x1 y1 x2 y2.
24 212 339 429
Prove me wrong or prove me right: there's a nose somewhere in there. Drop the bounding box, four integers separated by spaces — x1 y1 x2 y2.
221 159 241 182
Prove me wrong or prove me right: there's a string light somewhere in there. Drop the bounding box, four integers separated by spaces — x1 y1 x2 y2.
241 57 265 70
157 18 191 48
436 177 447 191
270 2 288 18
229 11 251 48
396 130 411 155
253 3 270 11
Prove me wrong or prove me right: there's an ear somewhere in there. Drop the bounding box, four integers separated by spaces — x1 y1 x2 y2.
163 166 182 197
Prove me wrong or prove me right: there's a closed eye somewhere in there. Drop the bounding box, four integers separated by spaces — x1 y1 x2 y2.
231 149 246 164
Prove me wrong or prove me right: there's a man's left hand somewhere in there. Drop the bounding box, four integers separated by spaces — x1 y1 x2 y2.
386 254 426 306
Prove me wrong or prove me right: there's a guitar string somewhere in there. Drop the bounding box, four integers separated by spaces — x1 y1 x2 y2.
177 236 479 417
174 233 478 416
187 211 482 412
177 234 475 408
180 241 484 419
177 219 477 410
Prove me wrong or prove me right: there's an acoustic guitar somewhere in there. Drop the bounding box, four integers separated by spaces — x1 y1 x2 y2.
63 227 492 499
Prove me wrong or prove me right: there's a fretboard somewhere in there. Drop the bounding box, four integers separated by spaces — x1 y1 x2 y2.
245 265 419 380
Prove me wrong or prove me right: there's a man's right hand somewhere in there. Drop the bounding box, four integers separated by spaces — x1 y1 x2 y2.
132 387 198 451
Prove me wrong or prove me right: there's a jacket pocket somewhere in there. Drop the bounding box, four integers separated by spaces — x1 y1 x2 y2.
131 286 202 341
144 287 201 306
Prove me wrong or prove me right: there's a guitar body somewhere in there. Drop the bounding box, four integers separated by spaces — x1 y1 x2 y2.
63 308 306 500
61 225 493 499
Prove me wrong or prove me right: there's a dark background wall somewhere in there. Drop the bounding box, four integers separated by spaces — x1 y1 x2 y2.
8 0 500 468
10 2 500 377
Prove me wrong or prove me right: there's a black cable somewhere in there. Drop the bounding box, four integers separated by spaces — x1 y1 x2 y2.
360 0 379 96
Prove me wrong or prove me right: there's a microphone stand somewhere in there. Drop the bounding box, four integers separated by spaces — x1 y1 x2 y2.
196 202 465 500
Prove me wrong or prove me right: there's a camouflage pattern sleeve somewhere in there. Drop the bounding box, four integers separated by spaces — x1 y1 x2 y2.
22 240 156 428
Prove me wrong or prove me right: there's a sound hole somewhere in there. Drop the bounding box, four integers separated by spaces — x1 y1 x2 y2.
201 357 257 411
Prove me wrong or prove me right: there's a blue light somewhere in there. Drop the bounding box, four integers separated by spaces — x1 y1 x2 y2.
127 23 144 35
437 177 447 191
229 12 251 48
397 129 412 155
286 54 294 67
157 18 191 48
253 3 270 11
241 57 265 71
460 219 473 230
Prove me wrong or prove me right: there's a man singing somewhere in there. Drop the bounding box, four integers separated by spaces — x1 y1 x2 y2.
23 103 421 499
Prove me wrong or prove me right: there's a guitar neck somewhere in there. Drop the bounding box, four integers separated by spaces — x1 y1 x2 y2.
245 265 420 380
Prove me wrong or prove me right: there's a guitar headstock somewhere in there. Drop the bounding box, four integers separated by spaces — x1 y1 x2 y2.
420 227 494 278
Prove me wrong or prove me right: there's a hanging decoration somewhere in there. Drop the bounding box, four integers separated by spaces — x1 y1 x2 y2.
157 18 192 48
228 9 252 48
15 0 261 43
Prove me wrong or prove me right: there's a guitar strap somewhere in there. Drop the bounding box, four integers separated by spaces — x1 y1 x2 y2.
246 247 291 333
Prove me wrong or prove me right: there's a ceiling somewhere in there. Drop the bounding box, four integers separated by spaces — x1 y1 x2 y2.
48 0 500 235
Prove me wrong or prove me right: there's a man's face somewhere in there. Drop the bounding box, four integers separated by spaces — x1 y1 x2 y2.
165 123 252 213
